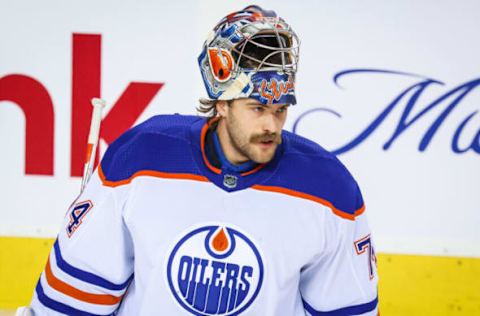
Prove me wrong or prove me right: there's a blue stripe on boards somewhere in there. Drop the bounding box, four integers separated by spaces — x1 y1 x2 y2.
53 239 133 291
35 282 114 316
303 296 378 316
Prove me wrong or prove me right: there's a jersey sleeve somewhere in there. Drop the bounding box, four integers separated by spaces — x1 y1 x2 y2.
299 190 379 316
30 169 134 316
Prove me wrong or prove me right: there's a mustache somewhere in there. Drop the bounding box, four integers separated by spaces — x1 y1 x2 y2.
250 132 282 144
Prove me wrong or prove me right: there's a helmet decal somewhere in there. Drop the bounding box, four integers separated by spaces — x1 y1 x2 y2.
249 71 296 105
208 48 234 82
260 75 295 104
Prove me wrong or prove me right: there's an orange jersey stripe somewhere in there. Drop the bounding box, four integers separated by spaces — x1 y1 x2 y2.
44 257 123 305
355 204 366 217
98 164 209 188
240 163 266 176
99 165 364 220
251 184 364 221
200 120 222 175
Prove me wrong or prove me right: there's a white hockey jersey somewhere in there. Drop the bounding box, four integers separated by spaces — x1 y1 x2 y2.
30 115 379 315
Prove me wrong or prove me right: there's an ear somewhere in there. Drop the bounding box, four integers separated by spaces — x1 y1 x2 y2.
216 100 230 117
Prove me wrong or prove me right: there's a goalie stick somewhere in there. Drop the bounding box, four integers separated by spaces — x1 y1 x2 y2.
14 98 106 316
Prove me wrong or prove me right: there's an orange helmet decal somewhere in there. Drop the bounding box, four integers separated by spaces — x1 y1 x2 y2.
260 76 295 104
207 48 234 82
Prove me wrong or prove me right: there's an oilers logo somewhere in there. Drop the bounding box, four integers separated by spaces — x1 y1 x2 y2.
166 225 264 315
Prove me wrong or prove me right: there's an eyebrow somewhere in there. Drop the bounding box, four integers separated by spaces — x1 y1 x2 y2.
245 103 289 108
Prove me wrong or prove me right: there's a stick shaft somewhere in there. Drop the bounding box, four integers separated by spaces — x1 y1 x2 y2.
81 98 105 191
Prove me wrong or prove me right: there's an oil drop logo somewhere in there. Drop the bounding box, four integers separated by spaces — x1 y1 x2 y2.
166 225 264 315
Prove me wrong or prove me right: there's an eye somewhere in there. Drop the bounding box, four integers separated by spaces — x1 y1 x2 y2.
253 106 264 112
276 106 288 114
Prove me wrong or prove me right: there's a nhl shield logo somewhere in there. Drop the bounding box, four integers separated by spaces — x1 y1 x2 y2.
166 224 264 315
223 174 237 189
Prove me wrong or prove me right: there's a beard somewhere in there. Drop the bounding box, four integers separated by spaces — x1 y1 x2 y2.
226 115 282 164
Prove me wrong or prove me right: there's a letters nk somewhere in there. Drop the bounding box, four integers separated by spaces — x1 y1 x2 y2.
0 34 164 176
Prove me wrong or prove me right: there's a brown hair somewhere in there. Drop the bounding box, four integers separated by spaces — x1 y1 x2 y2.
197 99 235 123
197 98 219 119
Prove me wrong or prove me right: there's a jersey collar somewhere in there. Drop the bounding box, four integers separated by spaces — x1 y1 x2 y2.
190 117 283 192
210 128 258 174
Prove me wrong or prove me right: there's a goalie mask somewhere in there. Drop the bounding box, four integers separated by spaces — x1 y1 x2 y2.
198 5 300 105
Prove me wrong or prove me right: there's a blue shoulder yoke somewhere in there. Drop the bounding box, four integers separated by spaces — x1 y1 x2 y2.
100 114 204 182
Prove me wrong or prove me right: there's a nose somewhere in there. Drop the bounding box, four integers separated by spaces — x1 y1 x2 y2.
262 112 278 133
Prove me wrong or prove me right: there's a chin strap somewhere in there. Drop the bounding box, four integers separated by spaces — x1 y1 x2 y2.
218 72 253 100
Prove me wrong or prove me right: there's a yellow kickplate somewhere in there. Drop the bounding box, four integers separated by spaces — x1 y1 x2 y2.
1 237 480 315
377 253 480 315
0 237 54 308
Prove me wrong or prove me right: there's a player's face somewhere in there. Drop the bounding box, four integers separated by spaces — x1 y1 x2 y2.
217 98 289 164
